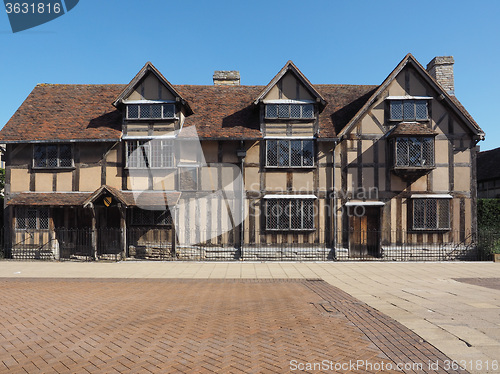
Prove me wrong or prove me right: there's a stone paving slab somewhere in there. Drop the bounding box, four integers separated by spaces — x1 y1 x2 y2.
0 278 465 374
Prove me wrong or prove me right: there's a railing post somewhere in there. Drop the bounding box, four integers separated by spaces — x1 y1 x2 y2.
119 204 127 261
171 225 176 258
90 204 97 261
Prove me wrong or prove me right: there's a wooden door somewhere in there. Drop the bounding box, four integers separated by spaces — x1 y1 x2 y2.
96 206 121 257
349 206 380 258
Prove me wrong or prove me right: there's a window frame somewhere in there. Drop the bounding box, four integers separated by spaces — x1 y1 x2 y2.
393 136 435 168
15 207 49 231
129 208 172 226
389 99 429 122
265 198 316 231
265 103 315 120
126 103 177 120
32 144 74 169
265 139 315 168
125 139 175 169
411 198 451 231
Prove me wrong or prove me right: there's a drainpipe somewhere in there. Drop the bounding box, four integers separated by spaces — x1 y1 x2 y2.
237 141 246 259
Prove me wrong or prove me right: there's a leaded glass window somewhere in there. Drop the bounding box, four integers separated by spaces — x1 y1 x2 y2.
59 145 73 167
151 104 162 118
126 104 176 119
127 105 139 119
130 208 172 226
265 104 314 119
266 199 315 231
415 101 428 120
126 140 174 168
266 139 315 168
390 100 428 121
16 208 49 230
395 137 434 167
163 104 175 118
33 144 73 168
413 199 450 230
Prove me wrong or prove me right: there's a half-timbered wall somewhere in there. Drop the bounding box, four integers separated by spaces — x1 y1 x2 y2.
335 64 477 249
6 142 123 194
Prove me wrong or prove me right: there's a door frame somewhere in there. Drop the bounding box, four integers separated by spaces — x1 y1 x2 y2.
347 203 383 258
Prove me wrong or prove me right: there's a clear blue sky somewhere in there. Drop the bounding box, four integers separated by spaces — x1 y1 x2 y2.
1 0 499 150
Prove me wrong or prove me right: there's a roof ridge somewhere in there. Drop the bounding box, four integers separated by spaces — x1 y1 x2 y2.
36 83 126 87
478 147 500 155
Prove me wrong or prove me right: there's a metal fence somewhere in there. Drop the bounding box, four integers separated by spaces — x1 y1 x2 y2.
0 227 498 262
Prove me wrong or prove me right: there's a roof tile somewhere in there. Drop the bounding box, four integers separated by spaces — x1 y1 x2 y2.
0 83 378 142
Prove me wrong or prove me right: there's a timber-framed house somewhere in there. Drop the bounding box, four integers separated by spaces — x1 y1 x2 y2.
0 54 485 260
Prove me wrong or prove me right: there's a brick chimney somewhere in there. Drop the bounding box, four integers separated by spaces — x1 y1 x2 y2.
213 71 240 85
426 56 455 96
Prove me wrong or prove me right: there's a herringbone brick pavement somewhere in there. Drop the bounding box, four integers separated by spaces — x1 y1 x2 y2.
0 279 464 373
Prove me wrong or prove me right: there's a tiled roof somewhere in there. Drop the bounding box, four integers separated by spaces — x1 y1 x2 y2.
0 84 125 142
0 83 378 142
388 122 438 137
315 85 377 138
7 189 181 207
175 85 262 139
7 192 91 206
477 147 500 182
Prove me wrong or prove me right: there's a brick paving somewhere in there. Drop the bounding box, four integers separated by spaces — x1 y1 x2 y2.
0 278 465 373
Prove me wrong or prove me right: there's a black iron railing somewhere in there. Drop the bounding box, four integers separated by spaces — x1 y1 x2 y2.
1 227 498 262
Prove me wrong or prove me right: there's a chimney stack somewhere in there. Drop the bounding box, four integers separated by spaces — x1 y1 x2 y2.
213 71 240 86
426 56 455 96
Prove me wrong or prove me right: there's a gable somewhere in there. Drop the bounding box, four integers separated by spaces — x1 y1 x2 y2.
254 61 326 109
126 71 176 102
338 54 484 139
113 62 192 115
263 71 315 102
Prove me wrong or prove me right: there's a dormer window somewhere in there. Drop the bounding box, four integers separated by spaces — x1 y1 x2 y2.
126 103 176 120
388 97 429 121
265 103 314 119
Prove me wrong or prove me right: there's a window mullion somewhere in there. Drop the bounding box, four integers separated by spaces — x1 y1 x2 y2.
265 140 269 167
435 203 439 229
420 141 424 165
300 200 304 230
300 140 303 167
407 138 410 166
148 141 153 167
